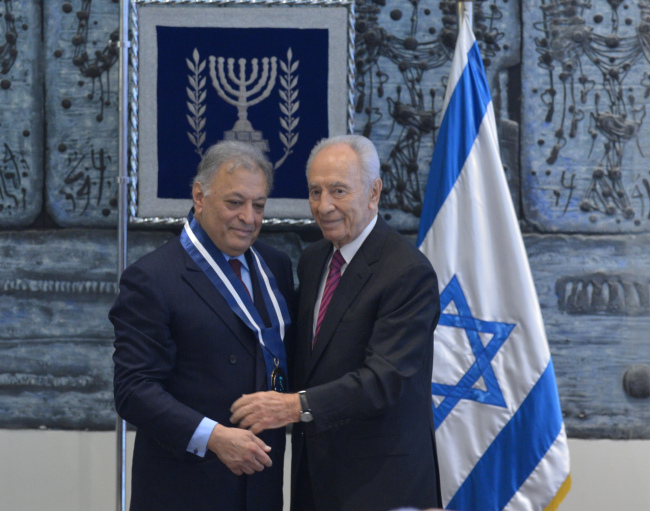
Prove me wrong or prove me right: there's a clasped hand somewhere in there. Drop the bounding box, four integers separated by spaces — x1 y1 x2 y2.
230 391 301 435
207 423 272 476
212 391 299 476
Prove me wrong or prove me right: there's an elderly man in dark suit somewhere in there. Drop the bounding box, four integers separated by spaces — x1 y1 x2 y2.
231 135 442 511
110 141 294 511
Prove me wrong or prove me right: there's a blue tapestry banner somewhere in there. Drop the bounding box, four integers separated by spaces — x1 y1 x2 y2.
156 26 329 200
133 3 351 221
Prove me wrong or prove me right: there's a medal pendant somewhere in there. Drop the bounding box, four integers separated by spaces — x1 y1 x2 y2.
271 366 287 393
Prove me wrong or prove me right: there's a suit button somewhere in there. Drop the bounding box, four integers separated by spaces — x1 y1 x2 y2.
229 355 237 364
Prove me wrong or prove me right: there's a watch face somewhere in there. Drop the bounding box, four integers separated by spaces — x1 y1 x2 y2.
300 411 313 423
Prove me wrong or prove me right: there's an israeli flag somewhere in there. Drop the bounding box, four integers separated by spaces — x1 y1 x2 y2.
417 11 571 510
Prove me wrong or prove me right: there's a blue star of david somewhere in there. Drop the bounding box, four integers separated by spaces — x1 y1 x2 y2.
432 275 515 428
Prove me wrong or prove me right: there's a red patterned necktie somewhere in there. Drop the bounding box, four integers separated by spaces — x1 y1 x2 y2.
228 259 252 300
314 250 345 346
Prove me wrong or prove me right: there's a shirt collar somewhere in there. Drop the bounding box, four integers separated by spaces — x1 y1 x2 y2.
337 215 378 265
225 252 249 271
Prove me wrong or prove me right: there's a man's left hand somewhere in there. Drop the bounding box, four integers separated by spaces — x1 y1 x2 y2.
230 391 300 434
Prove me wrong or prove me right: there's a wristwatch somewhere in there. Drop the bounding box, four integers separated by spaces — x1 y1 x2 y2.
298 390 313 422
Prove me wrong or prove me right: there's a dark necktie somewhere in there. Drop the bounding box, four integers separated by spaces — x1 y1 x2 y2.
228 259 252 300
314 250 345 345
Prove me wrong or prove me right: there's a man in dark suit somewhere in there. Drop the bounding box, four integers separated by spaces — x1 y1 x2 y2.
231 135 442 511
110 141 294 511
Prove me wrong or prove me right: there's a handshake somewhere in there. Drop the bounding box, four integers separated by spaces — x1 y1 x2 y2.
209 391 300 475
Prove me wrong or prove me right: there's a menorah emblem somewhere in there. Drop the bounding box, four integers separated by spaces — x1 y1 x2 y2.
208 56 278 152
187 48 299 168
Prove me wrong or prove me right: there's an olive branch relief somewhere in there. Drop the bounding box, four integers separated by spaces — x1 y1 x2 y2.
186 48 207 157
275 48 299 170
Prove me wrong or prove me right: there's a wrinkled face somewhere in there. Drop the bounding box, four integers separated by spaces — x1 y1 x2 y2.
307 143 381 249
193 163 268 257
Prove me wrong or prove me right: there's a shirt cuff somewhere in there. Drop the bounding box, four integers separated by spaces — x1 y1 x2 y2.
186 417 218 457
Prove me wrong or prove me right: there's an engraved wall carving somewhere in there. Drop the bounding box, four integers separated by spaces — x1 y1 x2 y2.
0 0 648 437
0 0 42 227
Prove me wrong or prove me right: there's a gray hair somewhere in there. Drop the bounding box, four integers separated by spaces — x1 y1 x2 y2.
305 134 380 189
193 140 273 194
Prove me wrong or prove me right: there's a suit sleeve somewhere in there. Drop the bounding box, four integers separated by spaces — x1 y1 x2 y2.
305 260 440 432
110 261 205 457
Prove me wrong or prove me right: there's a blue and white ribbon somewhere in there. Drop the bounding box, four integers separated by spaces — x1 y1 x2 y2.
180 210 290 390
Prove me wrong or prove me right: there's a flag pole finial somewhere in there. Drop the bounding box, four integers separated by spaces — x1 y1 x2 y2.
457 0 473 31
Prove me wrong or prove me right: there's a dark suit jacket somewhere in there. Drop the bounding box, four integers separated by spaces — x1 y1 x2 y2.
110 236 294 511
291 216 442 511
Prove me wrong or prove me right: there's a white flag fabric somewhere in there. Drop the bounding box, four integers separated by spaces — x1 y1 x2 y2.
417 11 571 511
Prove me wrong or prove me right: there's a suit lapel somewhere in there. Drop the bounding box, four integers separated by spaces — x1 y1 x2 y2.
180 248 257 359
297 243 330 381
306 218 388 381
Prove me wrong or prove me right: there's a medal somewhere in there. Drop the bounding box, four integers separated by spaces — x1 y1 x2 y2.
271 358 287 393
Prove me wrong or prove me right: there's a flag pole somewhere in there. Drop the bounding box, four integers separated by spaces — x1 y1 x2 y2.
458 0 472 29
116 0 129 510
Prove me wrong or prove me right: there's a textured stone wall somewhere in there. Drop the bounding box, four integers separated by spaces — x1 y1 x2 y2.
0 0 648 436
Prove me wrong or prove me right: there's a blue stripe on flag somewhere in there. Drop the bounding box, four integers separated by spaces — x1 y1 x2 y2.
416 43 493 247
448 359 563 510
